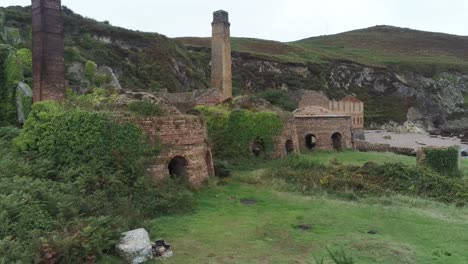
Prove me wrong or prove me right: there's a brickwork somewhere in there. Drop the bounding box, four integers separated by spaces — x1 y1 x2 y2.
32 0 66 102
272 116 300 158
329 96 364 129
298 92 365 140
211 10 232 102
294 115 353 151
121 116 214 188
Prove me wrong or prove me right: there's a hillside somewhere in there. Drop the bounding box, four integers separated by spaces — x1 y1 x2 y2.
0 5 209 92
0 5 467 131
179 26 468 74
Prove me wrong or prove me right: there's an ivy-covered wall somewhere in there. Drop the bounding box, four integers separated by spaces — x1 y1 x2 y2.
0 47 32 126
417 146 460 177
197 106 283 160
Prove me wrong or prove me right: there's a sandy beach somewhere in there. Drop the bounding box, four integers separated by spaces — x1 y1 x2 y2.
365 130 468 151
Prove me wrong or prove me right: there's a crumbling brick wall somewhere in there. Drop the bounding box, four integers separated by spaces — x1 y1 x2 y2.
272 115 300 158
121 116 214 187
294 116 353 151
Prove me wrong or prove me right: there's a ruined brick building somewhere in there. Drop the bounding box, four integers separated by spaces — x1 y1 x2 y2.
29 3 365 185
30 0 214 187
298 90 365 142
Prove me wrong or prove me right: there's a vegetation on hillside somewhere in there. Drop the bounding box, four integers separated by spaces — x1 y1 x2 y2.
180 26 468 76
0 101 193 262
0 5 209 92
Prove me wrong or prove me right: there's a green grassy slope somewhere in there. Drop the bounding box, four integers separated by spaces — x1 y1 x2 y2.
101 152 467 264
179 26 468 74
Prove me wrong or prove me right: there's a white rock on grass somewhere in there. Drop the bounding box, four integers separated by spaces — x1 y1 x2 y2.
116 228 152 264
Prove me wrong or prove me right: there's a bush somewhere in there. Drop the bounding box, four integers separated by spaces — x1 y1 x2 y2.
0 126 20 140
418 146 460 177
0 101 194 262
257 89 297 111
197 106 283 159
263 155 467 203
127 100 161 117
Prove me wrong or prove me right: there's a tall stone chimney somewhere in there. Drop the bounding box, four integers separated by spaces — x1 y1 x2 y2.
32 0 66 102
211 10 232 102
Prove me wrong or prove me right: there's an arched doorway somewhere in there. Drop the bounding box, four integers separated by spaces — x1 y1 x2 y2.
168 156 188 178
251 138 265 157
285 139 294 154
331 132 343 151
305 134 317 150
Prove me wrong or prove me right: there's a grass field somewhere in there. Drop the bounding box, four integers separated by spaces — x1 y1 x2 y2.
462 159 468 178
101 151 467 264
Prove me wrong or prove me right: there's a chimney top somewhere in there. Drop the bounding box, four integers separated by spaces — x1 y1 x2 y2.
213 10 229 24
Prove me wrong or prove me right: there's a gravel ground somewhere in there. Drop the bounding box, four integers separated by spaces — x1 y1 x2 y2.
365 130 468 151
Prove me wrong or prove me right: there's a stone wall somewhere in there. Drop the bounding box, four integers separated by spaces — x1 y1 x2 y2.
294 116 353 151
32 0 66 102
211 10 232 102
121 116 214 188
355 140 416 156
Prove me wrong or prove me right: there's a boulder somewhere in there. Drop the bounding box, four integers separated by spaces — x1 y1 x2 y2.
116 228 152 264
97 66 122 90
16 82 32 125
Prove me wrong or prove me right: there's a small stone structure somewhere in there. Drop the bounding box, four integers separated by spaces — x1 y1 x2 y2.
294 106 353 151
32 0 66 102
122 116 214 187
211 10 232 102
298 91 365 140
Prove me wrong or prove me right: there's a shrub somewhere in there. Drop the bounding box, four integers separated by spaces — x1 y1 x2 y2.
0 126 20 140
84 60 97 84
127 100 161 117
0 101 194 262
418 146 460 177
263 155 467 203
257 89 296 111
197 106 283 159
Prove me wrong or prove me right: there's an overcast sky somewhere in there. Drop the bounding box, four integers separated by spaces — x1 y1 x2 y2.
2 0 468 42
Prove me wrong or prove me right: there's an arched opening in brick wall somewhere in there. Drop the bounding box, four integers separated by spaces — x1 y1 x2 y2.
168 156 188 178
251 138 265 157
285 139 294 154
331 132 343 151
305 134 317 150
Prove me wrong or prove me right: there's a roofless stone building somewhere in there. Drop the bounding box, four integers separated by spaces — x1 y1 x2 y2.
32 0 66 102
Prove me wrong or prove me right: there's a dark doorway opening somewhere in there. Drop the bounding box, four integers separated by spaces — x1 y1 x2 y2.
285 139 294 154
168 156 188 178
251 138 265 157
305 134 317 150
331 132 343 151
